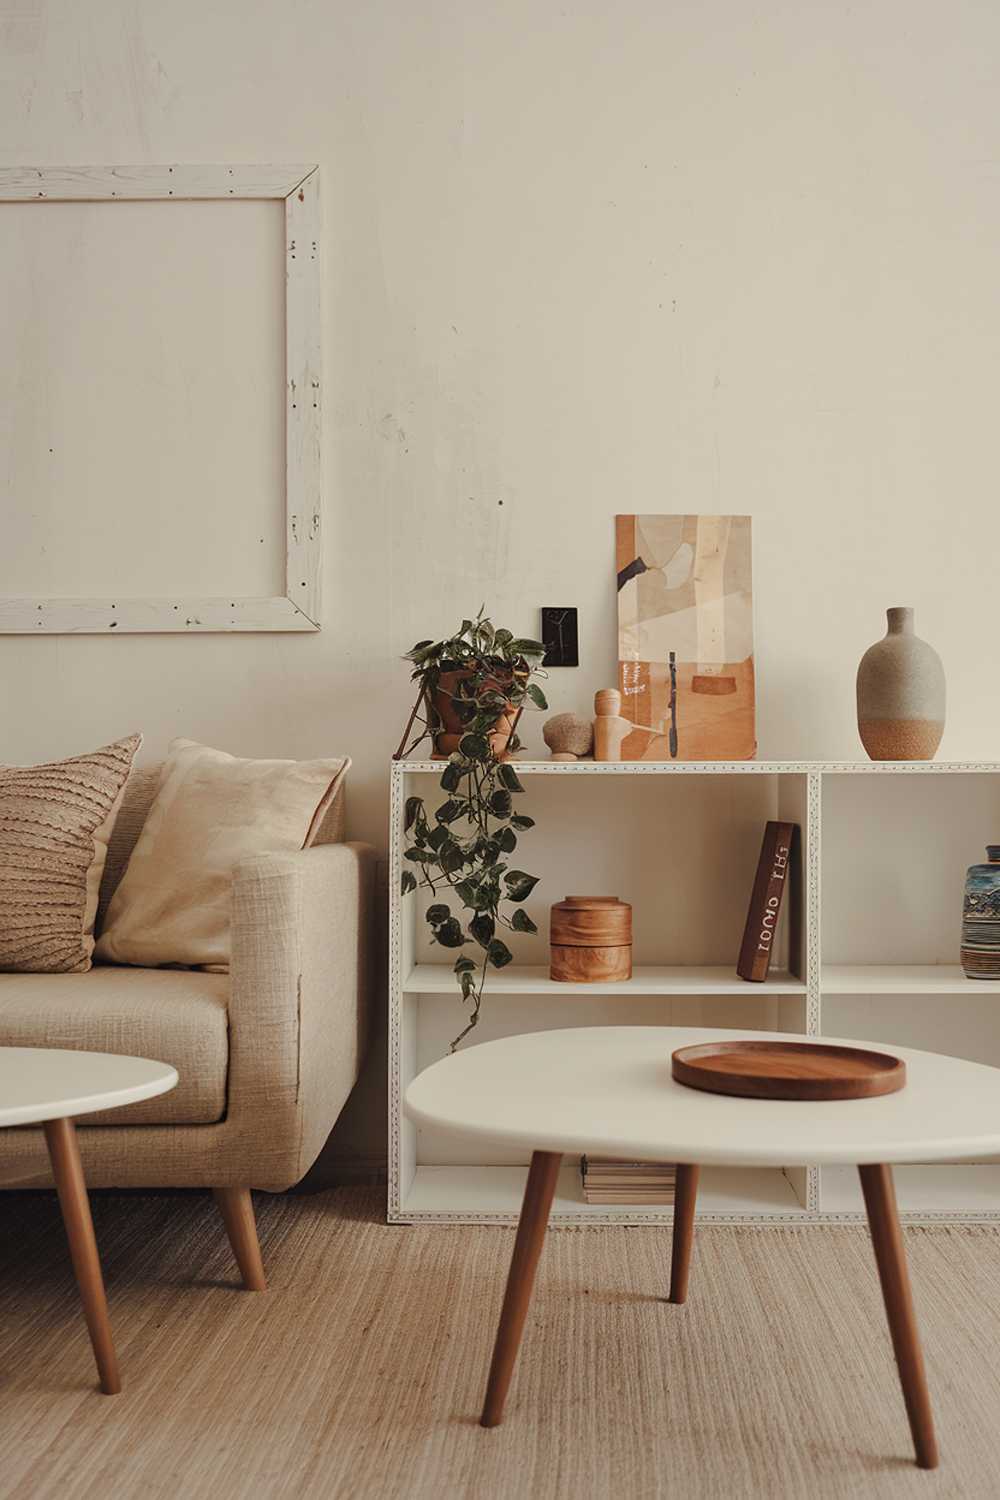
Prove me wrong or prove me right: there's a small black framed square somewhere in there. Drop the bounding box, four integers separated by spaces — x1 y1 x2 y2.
541 607 579 668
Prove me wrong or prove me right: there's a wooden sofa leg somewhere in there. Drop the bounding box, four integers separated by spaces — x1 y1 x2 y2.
213 1188 267 1291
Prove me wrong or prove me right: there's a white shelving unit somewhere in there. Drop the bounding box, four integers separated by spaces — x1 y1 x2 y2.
389 759 1000 1225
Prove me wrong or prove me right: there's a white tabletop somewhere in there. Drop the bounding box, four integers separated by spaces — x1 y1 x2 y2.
0 1047 178 1127
405 1027 1000 1167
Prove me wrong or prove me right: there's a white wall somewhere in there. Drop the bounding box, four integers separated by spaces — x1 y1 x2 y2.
3 1 999 1167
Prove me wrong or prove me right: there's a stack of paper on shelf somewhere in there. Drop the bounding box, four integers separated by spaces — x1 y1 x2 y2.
580 1156 677 1204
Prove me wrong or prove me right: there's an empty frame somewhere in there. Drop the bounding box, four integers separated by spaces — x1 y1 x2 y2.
0 165 322 633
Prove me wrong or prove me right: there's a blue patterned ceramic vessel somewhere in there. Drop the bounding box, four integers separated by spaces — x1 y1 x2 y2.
961 847 1000 979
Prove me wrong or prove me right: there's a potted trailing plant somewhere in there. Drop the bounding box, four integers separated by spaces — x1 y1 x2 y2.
400 611 548 1050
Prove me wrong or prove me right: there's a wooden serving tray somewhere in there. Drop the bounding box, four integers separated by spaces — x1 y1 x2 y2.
671 1040 906 1101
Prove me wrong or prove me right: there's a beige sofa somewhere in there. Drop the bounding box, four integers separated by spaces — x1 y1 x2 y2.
0 765 375 1288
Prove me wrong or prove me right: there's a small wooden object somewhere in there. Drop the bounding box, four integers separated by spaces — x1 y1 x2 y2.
737 821 796 981
593 689 632 762
671 1040 906 1101
550 896 632 982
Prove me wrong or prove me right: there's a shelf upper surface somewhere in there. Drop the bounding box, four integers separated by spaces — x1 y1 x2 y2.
405 964 806 995
407 964 999 996
400 1163 1000 1218
823 965 1000 995
819 1164 1000 1213
402 1163 804 1216
394 759 1000 776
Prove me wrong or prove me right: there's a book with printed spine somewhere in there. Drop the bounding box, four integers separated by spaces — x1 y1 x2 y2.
737 820 797 982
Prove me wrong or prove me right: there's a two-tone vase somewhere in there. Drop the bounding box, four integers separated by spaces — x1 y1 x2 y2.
961 848 1000 979
856 607 946 760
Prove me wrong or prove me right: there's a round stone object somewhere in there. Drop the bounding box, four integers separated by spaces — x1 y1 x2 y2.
542 712 594 758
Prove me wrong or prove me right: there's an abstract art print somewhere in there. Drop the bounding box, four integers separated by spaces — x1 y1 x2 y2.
615 515 756 760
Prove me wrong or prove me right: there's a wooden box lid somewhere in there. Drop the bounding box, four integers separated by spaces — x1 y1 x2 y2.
550 896 632 948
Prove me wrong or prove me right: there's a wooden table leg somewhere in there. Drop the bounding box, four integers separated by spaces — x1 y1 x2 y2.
669 1163 700 1304
858 1163 938 1469
480 1150 562 1428
43 1117 121 1396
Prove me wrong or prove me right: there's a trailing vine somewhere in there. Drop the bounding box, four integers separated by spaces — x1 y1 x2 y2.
400 612 547 1050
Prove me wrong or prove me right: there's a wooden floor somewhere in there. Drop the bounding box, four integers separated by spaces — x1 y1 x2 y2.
4 1188 1000 1499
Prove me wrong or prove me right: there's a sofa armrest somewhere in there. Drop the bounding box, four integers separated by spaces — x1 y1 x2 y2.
229 841 375 1189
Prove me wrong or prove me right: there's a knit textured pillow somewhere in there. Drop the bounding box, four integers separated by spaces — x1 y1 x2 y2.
0 735 142 973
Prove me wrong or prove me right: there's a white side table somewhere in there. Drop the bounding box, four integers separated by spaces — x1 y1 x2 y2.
1 1046 177 1394
406 1026 1000 1470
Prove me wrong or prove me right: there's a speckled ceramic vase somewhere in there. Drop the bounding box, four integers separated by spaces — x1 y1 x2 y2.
856 607 945 761
962 847 1000 978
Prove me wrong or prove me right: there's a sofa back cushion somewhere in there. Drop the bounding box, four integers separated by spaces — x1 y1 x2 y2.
95 741 350 966
95 758 346 935
96 765 162 933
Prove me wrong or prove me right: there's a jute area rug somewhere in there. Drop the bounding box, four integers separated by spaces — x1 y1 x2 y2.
3 1189 999 1500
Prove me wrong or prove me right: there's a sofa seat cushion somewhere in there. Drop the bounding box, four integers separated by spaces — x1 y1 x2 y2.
0 966 228 1124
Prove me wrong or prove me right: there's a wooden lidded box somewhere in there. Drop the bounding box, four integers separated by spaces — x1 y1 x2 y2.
549 897 632 982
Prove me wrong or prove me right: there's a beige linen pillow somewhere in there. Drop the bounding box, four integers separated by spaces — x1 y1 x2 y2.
0 734 143 973
96 739 349 969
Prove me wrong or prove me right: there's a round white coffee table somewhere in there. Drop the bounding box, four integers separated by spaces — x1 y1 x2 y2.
1 1046 177 1395
406 1026 1000 1470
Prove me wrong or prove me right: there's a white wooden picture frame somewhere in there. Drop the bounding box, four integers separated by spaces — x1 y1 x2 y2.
0 164 322 633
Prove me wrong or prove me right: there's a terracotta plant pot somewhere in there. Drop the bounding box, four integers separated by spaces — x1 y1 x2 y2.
432 668 517 760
